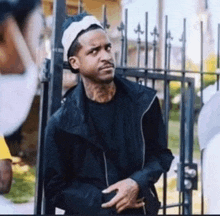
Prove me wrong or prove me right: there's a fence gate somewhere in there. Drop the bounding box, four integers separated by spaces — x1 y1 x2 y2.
34 0 220 214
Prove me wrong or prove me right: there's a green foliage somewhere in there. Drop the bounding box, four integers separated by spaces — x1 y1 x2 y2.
168 120 200 158
169 104 180 121
4 164 36 203
169 81 181 99
186 59 199 71
185 55 217 88
203 54 217 87
168 120 180 155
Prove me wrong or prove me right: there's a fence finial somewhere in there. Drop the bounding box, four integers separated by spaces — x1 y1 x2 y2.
102 5 110 29
134 23 144 40
134 23 144 67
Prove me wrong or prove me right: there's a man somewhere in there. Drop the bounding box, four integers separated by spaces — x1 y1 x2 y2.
0 0 45 136
44 12 174 215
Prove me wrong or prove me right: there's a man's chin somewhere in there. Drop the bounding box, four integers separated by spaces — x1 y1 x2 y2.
83 71 115 84
100 73 115 84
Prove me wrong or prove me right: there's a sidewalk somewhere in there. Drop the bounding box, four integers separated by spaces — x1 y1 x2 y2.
0 196 35 214
0 196 65 214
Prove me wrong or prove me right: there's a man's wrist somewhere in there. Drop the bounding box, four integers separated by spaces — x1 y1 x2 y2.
129 176 146 199
128 178 139 188
127 178 140 195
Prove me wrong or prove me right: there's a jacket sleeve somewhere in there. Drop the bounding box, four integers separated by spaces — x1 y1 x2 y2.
130 96 174 197
43 115 113 215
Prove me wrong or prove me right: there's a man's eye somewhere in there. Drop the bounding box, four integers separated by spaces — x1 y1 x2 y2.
91 49 97 54
106 46 111 51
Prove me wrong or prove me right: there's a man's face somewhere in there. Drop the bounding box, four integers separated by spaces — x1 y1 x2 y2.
70 29 115 84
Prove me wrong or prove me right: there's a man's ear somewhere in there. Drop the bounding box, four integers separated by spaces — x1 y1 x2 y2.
69 56 80 70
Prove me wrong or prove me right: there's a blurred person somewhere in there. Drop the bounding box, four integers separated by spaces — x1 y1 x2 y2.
0 133 13 213
0 0 45 211
0 135 14 214
0 0 45 136
0 136 12 194
198 91 220 214
44 12 174 215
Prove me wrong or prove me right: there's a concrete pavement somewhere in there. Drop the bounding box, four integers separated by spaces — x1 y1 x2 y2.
0 196 65 215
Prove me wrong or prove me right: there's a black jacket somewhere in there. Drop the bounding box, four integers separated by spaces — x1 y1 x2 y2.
44 75 174 215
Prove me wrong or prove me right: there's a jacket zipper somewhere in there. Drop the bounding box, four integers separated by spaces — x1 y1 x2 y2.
102 95 157 214
103 152 110 187
140 95 157 169
140 95 157 215
103 151 147 214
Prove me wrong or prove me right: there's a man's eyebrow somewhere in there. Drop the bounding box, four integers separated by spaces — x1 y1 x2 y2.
89 45 101 49
87 45 101 53
106 43 112 47
89 42 111 48
86 42 112 53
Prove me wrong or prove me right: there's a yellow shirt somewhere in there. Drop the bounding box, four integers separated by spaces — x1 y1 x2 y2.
0 136 12 160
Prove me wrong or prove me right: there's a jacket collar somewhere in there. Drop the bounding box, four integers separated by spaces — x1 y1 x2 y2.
58 75 157 150
60 81 106 150
114 75 157 108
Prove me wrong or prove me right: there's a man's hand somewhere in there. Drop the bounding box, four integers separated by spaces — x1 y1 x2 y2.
101 178 145 213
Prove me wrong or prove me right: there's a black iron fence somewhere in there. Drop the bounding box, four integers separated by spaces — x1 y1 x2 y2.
34 0 220 215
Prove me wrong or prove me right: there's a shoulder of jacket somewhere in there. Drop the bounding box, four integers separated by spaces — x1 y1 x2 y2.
61 85 78 105
116 75 157 95
47 107 63 126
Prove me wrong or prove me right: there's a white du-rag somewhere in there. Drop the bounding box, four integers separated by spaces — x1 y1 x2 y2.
61 15 103 62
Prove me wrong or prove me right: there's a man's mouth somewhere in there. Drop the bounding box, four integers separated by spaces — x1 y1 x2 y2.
99 63 115 70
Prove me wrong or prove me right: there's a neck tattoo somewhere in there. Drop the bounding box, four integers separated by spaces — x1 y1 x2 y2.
82 78 116 103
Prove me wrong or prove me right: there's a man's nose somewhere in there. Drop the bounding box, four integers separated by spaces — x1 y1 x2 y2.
101 49 113 62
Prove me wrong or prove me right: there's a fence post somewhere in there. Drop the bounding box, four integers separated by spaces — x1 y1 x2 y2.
124 9 128 67
34 59 50 215
118 22 125 67
185 80 197 215
134 23 144 68
47 0 65 118
162 15 169 215
44 0 66 214
151 26 159 89
102 5 110 30
200 21 204 107
178 18 187 215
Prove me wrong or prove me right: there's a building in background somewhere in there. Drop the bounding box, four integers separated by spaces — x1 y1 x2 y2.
43 0 122 34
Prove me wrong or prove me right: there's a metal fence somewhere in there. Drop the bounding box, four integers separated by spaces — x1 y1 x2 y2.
34 0 220 215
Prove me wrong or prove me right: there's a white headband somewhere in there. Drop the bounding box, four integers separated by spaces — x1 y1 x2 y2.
62 15 103 61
